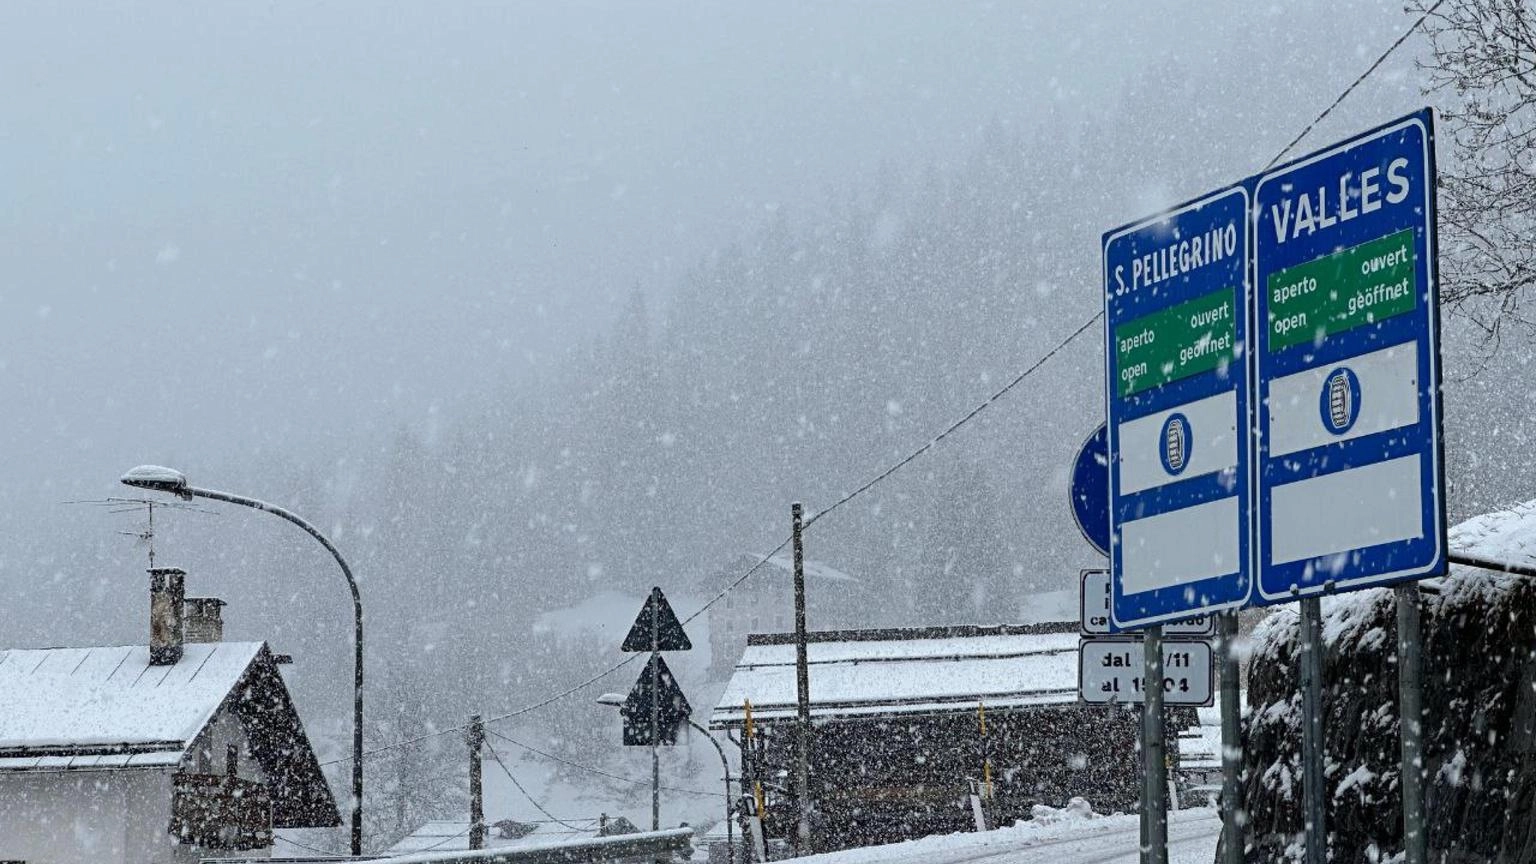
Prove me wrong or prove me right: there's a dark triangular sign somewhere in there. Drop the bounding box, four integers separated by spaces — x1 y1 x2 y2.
620 587 692 652
621 654 692 746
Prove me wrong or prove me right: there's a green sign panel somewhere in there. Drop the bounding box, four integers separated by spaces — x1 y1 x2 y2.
1265 228 1416 352
1114 287 1238 396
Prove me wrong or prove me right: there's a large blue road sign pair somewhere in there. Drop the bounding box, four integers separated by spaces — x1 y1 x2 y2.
1102 109 1446 630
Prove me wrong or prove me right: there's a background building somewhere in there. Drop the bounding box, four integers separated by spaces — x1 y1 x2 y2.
703 554 870 680
710 622 1187 853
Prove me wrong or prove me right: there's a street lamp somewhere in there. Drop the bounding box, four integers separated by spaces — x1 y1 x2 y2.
596 693 735 864
122 465 365 857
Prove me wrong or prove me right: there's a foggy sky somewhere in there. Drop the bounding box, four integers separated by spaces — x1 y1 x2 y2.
0 0 1436 643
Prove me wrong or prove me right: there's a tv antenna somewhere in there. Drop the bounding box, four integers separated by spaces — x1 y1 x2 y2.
62 496 218 570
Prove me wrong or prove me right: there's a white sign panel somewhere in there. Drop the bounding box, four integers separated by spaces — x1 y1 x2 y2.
1077 637 1214 706
1079 570 1216 637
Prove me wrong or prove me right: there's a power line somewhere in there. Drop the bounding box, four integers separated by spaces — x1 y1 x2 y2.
1266 0 1448 169
487 728 717 798
483 737 595 831
344 0 1445 770
680 538 793 627
318 726 467 768
334 311 1102 763
413 824 474 854
482 654 643 725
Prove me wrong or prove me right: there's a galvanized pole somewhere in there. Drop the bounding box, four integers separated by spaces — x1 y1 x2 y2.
1299 597 1327 864
1143 625 1168 864
1219 611 1244 864
1396 584 1426 864
791 502 813 855
468 714 485 850
1138 702 1148 857
651 590 661 834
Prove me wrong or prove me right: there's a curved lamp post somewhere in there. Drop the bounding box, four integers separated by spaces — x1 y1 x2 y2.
122 465 364 857
597 693 734 864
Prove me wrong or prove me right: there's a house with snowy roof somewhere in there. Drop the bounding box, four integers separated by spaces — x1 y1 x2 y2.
383 814 641 856
0 566 339 864
710 622 1186 853
703 554 871 679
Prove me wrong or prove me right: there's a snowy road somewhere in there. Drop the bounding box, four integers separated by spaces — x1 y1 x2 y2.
786 809 1221 864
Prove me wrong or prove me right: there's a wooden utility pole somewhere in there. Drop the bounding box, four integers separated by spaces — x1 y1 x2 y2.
468 714 485 850
791 502 812 855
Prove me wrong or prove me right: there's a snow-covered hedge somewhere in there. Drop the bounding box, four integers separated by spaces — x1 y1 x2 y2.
1240 500 1536 863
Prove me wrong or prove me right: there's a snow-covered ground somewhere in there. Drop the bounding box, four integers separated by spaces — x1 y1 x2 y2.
782 805 1220 864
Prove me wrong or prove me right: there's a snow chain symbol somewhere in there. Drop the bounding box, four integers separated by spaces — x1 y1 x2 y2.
1160 413 1191 476
1319 367 1361 435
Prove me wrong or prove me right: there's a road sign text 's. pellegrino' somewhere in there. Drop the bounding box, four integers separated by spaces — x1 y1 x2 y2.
1102 188 1253 630
1253 111 1445 601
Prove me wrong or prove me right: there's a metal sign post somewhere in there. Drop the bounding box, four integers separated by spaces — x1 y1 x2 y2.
1254 109 1444 864
1142 625 1168 864
1397 584 1426 864
1218 612 1243 864
1096 108 1446 864
617 586 693 848
1298 598 1326 864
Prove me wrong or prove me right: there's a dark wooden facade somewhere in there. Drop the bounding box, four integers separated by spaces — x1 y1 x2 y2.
743 703 1160 851
170 773 274 851
722 623 1195 854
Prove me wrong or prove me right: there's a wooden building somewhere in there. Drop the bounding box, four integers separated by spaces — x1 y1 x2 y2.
710 622 1172 854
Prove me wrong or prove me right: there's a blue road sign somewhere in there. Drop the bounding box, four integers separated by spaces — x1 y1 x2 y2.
1103 186 1253 630
1252 109 1446 601
1070 424 1110 556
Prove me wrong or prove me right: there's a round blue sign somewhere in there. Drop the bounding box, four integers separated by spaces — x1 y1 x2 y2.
1319 366 1361 435
1159 412 1192 476
1069 423 1110 556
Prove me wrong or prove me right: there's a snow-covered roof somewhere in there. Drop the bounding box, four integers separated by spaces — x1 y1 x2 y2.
1178 705 1225 773
761 555 857 583
0 640 339 827
710 625 1080 726
0 641 264 763
384 819 605 855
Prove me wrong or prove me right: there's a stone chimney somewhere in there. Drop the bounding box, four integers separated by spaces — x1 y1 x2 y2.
149 567 186 665
184 597 226 644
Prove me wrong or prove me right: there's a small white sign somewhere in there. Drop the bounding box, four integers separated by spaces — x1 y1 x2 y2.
1077 637 1214 706
1080 570 1216 637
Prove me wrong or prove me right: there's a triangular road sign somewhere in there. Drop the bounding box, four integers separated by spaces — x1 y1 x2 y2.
620 586 692 652
621 654 692 746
